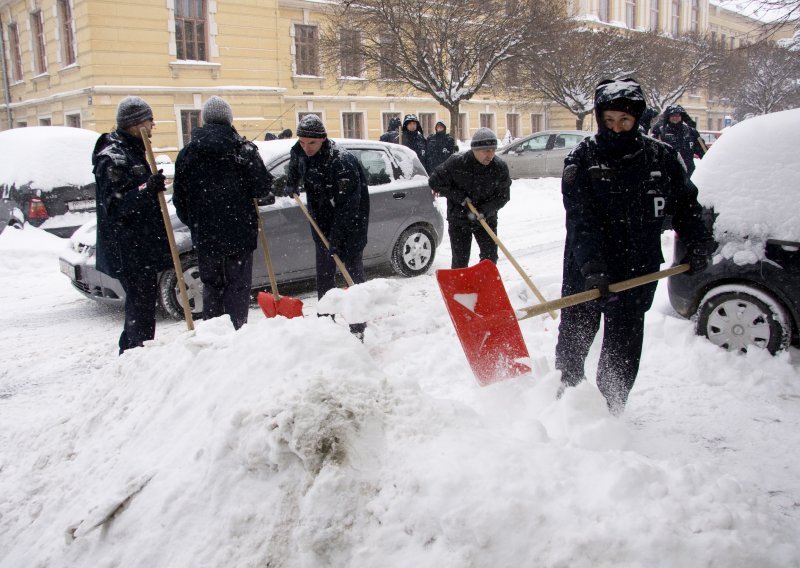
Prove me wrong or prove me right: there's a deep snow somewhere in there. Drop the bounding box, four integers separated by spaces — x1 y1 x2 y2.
1 178 799 568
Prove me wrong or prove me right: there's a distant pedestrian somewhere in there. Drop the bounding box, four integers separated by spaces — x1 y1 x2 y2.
93 96 171 354
425 120 458 173
401 114 427 168
173 96 274 329
380 116 401 144
277 128 293 139
555 78 713 415
264 132 278 141
283 114 370 341
427 127 510 269
651 105 706 175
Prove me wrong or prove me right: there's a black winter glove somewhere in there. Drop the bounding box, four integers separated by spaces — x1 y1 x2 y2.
284 185 299 198
256 192 276 206
144 171 166 194
686 242 714 275
581 261 611 299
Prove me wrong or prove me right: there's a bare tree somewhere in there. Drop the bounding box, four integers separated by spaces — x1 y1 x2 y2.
321 0 565 135
522 28 636 130
631 32 725 113
724 41 800 118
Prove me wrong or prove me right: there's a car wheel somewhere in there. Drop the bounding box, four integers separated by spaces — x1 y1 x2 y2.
390 225 436 277
158 254 204 320
696 288 791 354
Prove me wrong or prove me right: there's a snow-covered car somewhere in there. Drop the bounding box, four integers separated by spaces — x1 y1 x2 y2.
0 126 101 238
668 108 800 354
59 139 444 319
498 130 591 178
0 196 24 234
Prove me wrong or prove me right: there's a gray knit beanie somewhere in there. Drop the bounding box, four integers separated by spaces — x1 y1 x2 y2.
296 114 327 138
202 96 234 126
471 127 498 150
116 96 153 130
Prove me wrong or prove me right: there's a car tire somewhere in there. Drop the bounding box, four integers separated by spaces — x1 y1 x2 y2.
390 225 436 277
158 254 204 320
696 289 791 354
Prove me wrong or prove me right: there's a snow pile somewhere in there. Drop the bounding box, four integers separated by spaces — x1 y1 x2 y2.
0 126 98 190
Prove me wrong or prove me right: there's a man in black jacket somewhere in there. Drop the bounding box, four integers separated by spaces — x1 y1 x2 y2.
93 96 172 354
379 116 401 143
428 127 511 269
426 120 458 173
284 114 370 340
555 78 713 415
173 96 273 329
401 114 427 168
651 104 706 176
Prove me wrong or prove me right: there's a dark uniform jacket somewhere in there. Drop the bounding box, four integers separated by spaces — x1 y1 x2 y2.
652 106 705 173
173 123 272 263
286 139 370 258
379 117 401 144
426 124 458 173
561 131 711 297
92 129 172 278
401 114 427 168
427 150 511 225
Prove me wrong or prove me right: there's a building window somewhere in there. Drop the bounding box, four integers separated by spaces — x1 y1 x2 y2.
379 35 398 79
626 0 637 28
342 112 364 138
710 30 716 46
181 110 201 147
730 36 736 49
506 114 520 139
707 117 714 130
382 112 401 133
531 113 543 133
479 113 495 131
458 113 468 141
295 24 319 76
671 0 680 35
16 121 27 127
57 0 76 66
599 0 610 22
31 11 47 75
8 23 23 82
39 117 51 126
505 60 520 88
650 0 660 31
690 0 699 32
418 113 436 136
65 113 81 127
339 28 363 77
175 0 207 61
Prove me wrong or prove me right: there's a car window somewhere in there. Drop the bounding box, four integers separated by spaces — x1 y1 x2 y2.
268 158 293 194
554 134 584 149
519 135 550 151
348 149 393 185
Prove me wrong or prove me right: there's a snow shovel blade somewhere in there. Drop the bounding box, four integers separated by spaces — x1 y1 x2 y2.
257 292 304 319
436 259 531 386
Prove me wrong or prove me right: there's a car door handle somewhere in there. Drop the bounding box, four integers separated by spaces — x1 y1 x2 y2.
392 192 407 200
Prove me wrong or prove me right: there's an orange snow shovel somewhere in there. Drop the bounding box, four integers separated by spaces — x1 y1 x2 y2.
255 199 304 318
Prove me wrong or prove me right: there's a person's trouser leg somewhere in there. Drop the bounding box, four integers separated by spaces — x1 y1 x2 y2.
449 221 473 269
555 301 601 387
199 256 225 322
473 216 499 263
119 270 159 354
342 254 367 339
221 252 253 330
596 307 646 415
314 238 337 301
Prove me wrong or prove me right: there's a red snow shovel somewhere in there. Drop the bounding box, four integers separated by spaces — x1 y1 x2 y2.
254 199 304 318
437 259 531 386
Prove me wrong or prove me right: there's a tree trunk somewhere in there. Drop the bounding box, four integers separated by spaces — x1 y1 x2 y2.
448 103 461 143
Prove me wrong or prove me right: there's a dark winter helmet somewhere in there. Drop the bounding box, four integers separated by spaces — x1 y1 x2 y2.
594 78 647 126
435 120 447 132
387 116 402 131
664 104 685 116
402 114 420 130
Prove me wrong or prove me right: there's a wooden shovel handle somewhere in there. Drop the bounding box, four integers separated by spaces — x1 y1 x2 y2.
141 128 194 331
517 264 689 320
292 194 355 287
465 198 558 320
254 198 280 301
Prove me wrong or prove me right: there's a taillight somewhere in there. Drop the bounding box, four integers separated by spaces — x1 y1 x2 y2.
27 197 48 220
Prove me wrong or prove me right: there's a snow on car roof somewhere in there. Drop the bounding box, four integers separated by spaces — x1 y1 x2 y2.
0 126 99 190
691 108 800 243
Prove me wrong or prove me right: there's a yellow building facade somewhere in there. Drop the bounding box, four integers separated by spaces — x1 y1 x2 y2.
0 0 782 158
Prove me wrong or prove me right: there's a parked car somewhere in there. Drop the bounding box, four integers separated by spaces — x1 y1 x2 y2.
698 130 722 150
498 130 591 178
0 126 100 238
59 139 444 319
0 196 25 235
668 108 800 354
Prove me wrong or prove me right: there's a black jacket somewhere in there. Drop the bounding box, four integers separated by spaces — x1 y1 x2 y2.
401 114 427 168
173 124 272 262
427 151 511 225
426 123 458 173
652 120 704 173
286 139 370 257
379 116 401 143
561 131 711 294
92 129 172 278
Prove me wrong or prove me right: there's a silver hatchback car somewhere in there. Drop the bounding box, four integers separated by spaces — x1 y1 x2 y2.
59 139 444 319
499 130 591 178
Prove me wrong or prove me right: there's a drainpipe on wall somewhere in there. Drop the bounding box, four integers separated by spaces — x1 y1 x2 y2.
0 14 14 129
